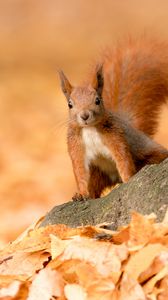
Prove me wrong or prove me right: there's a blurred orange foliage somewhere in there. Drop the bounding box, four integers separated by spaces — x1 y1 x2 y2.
0 0 168 243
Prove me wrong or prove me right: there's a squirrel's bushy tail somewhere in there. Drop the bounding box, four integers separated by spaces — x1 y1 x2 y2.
102 37 168 136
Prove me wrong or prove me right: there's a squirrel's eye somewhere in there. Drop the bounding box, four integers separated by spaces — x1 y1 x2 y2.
95 97 101 105
68 101 73 109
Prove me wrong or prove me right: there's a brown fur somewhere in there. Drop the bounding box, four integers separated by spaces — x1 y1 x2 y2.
88 165 112 199
59 37 168 199
67 126 89 196
88 37 168 136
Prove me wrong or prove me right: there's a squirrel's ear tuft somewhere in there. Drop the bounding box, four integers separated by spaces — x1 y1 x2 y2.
58 70 73 99
92 64 104 97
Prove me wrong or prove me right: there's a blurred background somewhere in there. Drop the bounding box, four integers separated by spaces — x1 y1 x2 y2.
0 0 168 245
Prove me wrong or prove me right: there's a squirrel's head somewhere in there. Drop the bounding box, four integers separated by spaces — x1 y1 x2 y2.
58 65 105 127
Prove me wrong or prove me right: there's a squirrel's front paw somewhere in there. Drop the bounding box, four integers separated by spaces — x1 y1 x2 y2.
72 193 90 202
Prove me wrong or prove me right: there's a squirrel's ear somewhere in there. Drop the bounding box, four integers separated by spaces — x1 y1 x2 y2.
92 64 104 97
58 70 73 99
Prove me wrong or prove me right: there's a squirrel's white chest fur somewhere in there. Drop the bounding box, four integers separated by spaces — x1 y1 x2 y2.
82 127 111 161
82 127 119 181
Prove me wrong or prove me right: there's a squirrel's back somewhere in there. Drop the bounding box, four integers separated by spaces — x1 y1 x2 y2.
95 37 168 136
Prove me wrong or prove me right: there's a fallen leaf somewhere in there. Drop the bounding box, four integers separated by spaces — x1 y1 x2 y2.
60 236 128 279
124 243 166 281
27 268 64 300
146 287 163 300
119 273 146 300
13 215 45 245
0 274 27 288
49 259 82 283
0 280 21 298
112 226 130 244
143 265 168 294
76 262 115 300
64 283 87 300
0 211 168 300
128 212 155 248
149 223 168 245
0 251 50 278
50 234 69 260
139 251 168 283
13 281 30 300
158 275 168 300
0 225 81 256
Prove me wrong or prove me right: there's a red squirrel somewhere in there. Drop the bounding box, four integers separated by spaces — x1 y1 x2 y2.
59 38 168 200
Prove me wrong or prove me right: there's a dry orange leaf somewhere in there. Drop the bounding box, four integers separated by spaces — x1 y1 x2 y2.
0 251 50 278
27 268 64 300
0 211 168 299
0 275 27 288
112 226 130 244
149 223 168 245
158 275 168 300
59 236 128 278
124 243 166 281
146 287 163 300
50 234 70 259
64 283 87 300
0 280 21 298
128 211 155 248
143 265 168 294
48 258 82 283
119 273 146 300
0 225 81 256
139 251 168 283
75 261 115 299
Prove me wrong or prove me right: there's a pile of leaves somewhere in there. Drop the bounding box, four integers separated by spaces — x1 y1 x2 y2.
0 211 168 299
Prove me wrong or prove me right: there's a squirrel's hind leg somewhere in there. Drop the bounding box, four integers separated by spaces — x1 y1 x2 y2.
140 148 168 167
88 165 113 199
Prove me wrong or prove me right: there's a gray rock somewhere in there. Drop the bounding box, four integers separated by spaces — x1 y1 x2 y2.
40 158 168 230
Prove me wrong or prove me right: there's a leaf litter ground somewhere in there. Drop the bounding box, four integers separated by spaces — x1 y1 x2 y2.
0 211 168 299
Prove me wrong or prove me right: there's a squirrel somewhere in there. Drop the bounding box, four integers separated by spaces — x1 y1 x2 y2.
58 37 168 200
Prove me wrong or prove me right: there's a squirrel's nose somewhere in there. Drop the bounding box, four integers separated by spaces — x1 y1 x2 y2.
80 111 90 121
